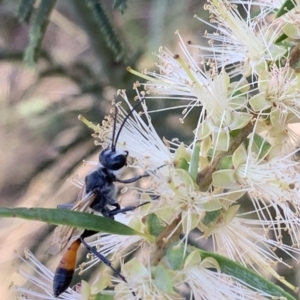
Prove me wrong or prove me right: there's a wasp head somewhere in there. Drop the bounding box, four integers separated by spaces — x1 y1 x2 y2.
99 148 128 171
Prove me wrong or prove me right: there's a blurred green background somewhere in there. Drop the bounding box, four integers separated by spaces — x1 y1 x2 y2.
0 0 206 298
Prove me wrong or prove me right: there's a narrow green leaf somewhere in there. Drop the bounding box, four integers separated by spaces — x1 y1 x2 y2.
198 249 297 300
24 0 57 66
86 0 125 62
275 0 296 18
0 207 142 237
17 0 36 23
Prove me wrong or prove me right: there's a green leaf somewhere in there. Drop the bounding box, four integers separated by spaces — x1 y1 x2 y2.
276 0 296 18
0 207 145 237
86 0 125 62
275 33 288 44
24 0 57 66
17 0 35 23
198 249 297 300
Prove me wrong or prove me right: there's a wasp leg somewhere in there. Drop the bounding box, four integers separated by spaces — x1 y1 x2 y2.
116 164 168 184
116 173 150 184
80 230 126 282
102 207 116 219
99 202 120 218
108 202 150 217
80 230 139 299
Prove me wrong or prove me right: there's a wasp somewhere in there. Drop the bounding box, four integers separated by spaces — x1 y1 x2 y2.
49 100 151 297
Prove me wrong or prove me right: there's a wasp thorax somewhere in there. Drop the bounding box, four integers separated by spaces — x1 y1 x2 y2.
100 148 128 170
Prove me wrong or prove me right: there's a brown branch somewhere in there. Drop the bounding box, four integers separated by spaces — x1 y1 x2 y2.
197 121 254 191
150 214 182 266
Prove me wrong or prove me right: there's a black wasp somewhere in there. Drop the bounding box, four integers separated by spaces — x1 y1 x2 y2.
49 99 151 298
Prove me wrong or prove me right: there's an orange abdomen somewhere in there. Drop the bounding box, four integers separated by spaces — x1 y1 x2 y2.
53 239 81 297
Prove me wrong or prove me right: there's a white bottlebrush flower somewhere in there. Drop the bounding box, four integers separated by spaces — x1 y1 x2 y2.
176 251 271 300
279 3 300 39
202 209 299 290
14 249 81 300
248 62 300 153
130 36 252 151
114 258 181 300
196 0 286 76
152 167 247 244
214 144 300 246
249 63 300 127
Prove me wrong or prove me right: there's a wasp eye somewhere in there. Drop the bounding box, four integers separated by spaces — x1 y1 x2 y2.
99 149 128 171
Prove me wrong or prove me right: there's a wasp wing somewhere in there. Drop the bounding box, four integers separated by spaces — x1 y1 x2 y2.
48 189 96 255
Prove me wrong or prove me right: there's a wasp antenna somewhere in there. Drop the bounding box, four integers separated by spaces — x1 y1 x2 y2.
111 105 119 151
114 98 145 149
